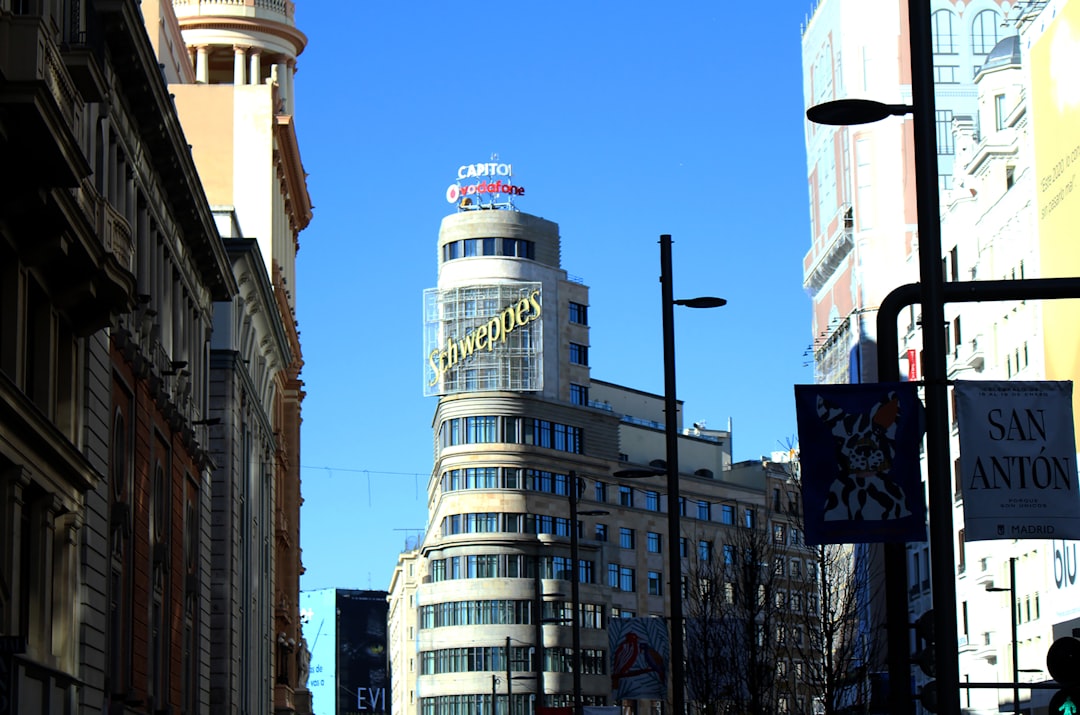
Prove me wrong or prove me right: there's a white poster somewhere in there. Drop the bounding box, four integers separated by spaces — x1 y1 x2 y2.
956 381 1080 541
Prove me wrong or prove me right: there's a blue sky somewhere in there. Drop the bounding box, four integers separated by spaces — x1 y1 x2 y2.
294 2 817 592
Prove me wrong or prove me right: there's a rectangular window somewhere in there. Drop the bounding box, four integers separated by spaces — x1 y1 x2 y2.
594 481 607 503
569 342 589 366
619 486 633 507
697 500 710 520
647 532 661 553
720 504 734 525
680 537 688 558
723 544 735 565
607 564 619 588
619 567 635 592
648 571 663 596
645 491 659 511
568 302 588 325
744 508 755 529
698 540 712 562
595 524 607 542
934 65 959 83
570 383 589 406
773 524 785 544
619 528 635 550
936 109 955 155
995 93 1008 130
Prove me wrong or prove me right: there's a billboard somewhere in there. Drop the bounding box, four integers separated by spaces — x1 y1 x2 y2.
423 283 544 397
337 591 390 715
1030 0 1080 440
300 589 337 715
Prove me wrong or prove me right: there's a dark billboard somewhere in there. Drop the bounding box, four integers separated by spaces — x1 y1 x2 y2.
337 590 390 715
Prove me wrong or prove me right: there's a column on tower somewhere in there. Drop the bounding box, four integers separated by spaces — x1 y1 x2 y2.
195 45 209 83
249 50 262 86
233 45 247 85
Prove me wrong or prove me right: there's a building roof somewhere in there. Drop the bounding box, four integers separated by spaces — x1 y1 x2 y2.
982 34 1022 72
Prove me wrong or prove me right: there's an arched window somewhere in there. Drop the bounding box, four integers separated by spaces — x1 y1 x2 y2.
971 10 1002 55
932 10 956 54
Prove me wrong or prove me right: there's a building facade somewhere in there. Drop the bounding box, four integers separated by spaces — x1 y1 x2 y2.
164 1 314 712
386 182 818 715
803 1 1080 714
1 2 237 714
0 1 311 714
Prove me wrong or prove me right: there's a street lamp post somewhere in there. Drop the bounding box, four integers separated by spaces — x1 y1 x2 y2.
659 235 726 715
986 557 1020 715
611 237 723 715
805 4 956 715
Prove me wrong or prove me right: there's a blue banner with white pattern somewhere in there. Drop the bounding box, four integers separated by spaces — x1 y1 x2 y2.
794 383 927 545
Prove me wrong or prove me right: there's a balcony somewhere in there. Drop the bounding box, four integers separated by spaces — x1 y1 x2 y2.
172 0 297 23
949 336 985 374
973 632 997 663
803 205 855 295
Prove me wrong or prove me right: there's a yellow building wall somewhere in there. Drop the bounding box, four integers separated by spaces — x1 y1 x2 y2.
172 85 236 206
1031 0 1080 430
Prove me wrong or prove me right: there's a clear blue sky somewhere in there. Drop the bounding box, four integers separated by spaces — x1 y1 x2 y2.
294 2 817 592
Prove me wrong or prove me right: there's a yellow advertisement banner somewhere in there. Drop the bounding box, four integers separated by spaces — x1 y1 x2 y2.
1031 0 1080 435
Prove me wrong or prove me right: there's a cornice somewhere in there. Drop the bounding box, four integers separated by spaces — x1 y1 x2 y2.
274 114 313 234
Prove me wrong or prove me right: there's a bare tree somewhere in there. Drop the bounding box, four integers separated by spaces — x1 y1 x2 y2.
683 508 785 715
785 463 885 715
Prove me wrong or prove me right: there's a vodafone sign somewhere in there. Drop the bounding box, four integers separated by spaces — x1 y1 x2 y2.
446 161 525 204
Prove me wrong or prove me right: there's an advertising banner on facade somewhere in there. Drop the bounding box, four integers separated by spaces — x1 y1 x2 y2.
300 589 337 715
609 617 668 701
1030 0 1080 440
794 383 927 545
337 591 390 715
423 282 544 396
955 381 1080 540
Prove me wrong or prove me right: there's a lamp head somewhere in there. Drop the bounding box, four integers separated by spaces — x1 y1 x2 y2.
675 297 727 309
806 98 913 126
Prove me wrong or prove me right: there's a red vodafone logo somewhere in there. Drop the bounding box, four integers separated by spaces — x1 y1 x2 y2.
446 161 524 204
446 179 526 203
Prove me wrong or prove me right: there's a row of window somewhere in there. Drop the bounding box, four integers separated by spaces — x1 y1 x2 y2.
440 512 574 538
418 599 606 630
438 416 584 454
428 553 596 584
421 694 574 715
441 237 536 262
441 467 571 495
420 647 607 676
930 9 1005 56
421 646 533 675
436 468 757 530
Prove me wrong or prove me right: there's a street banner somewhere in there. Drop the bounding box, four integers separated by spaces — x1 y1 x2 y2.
609 617 668 701
794 383 927 545
955 381 1080 540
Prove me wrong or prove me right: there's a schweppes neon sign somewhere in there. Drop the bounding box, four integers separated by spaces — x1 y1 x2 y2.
427 289 541 387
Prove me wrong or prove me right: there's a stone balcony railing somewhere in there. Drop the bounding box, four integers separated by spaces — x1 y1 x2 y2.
172 0 296 22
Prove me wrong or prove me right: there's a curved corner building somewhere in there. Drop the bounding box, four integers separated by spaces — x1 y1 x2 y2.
390 184 781 715
420 205 617 715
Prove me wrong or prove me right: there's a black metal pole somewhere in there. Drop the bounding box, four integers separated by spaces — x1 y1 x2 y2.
569 472 583 715
908 2 959 715
1011 557 1019 715
660 234 686 715
494 674 499 715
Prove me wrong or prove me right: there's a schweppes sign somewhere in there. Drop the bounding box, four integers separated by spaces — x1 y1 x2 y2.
423 283 544 397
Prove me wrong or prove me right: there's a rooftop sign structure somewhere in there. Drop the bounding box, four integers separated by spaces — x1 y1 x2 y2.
446 157 524 210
